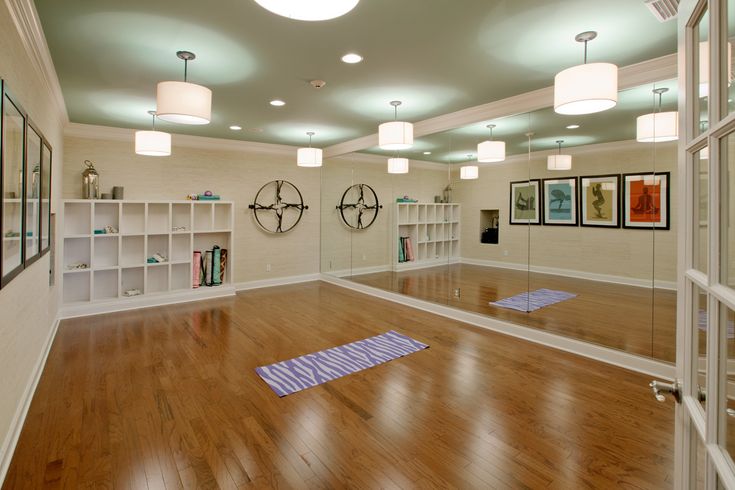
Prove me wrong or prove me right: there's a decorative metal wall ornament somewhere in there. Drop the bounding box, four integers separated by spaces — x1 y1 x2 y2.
336 183 382 230
248 180 308 233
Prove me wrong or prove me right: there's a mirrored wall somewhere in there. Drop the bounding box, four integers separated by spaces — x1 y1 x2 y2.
321 79 678 363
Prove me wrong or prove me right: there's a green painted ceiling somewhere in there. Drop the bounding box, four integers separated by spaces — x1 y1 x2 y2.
35 0 676 148
363 79 680 163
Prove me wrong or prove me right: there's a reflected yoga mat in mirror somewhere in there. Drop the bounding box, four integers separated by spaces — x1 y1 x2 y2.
490 289 577 313
255 330 429 397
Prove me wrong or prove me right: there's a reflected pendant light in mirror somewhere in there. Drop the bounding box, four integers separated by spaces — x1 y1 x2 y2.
636 88 678 143
387 156 409 174
477 124 505 163
554 31 618 115
297 131 323 167
547 140 572 170
156 51 212 125
460 154 478 180
135 111 171 156
253 0 359 21
379 100 413 150
699 41 733 98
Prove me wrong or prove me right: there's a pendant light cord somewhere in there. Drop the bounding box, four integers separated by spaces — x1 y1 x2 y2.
151 112 156 131
184 58 188 82
583 40 588 64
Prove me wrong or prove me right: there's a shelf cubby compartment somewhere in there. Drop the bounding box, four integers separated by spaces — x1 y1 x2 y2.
408 205 419 223
171 234 191 262
193 203 213 231
146 264 169 294
94 202 119 232
397 204 409 224
418 205 427 223
171 262 191 291
147 203 170 234
214 202 233 230
93 235 119 268
147 234 169 263
426 205 436 223
121 235 145 266
435 241 445 259
63 270 90 303
193 232 231 283
172 203 192 231
63 237 91 270
64 202 91 236
93 269 119 301
121 203 145 234
121 267 144 296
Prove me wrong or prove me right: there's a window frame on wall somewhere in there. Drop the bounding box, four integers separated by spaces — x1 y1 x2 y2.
0 79 53 289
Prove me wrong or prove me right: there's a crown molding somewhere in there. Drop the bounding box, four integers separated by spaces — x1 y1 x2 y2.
65 122 301 157
4 0 68 123
324 53 677 159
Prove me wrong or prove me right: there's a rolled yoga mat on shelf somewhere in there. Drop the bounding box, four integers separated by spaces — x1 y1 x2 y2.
192 251 202 288
212 246 221 286
204 250 213 286
219 249 227 284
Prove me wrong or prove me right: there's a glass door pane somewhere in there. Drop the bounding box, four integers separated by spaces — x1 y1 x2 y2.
697 8 710 135
2 92 25 281
723 132 735 287
25 125 41 261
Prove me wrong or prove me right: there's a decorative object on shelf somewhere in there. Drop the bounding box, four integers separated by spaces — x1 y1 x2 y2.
66 262 89 270
253 0 360 21
509 180 541 225
477 124 506 163
112 186 124 200
580 174 621 228
554 31 618 115
623 172 670 230
192 250 201 288
101 193 112 199
82 160 100 199
297 132 323 167
105 225 118 234
396 197 417 203
147 252 167 263
135 110 171 156
379 101 413 150
198 193 220 201
123 288 142 297
187 193 198 200
542 177 578 226
336 183 382 229
195 245 228 287
547 140 572 170
249 180 308 233
156 51 212 125
434 195 441 203
636 87 678 142
443 184 452 203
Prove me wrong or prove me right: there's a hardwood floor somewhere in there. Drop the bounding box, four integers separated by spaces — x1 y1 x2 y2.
349 264 677 363
3 282 674 489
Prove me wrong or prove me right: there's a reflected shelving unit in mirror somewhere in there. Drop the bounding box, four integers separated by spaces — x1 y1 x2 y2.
394 202 460 271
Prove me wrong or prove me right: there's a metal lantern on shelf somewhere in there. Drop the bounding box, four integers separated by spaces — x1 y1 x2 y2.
82 159 100 199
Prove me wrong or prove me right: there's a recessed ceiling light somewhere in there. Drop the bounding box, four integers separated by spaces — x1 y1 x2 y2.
566 124 580 129
341 53 363 64
229 125 242 131
270 99 286 106
423 151 431 155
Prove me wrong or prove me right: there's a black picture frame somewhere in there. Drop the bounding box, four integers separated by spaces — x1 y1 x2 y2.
23 121 43 267
622 172 671 230
509 179 542 225
579 174 621 228
541 177 578 226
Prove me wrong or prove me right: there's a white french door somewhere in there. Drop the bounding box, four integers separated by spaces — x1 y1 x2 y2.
676 0 735 488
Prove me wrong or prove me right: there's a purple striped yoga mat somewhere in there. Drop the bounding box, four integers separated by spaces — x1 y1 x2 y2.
255 330 429 397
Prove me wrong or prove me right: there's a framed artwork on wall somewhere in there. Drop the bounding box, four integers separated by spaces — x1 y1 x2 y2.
542 177 577 226
622 172 670 230
509 179 541 225
579 174 620 228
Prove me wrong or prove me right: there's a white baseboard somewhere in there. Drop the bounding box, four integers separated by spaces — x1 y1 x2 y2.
320 274 675 381
0 315 61 486
59 286 236 319
235 273 321 291
328 265 391 279
460 257 677 290
393 257 461 272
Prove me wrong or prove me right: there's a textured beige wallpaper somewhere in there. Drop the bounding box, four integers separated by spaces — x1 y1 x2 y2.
453 141 678 283
0 1 65 464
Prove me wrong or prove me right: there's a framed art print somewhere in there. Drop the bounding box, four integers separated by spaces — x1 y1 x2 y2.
623 172 670 230
579 174 620 228
509 179 541 225
542 177 577 226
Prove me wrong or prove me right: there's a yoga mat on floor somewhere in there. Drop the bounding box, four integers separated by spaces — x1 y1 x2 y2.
255 330 429 397
489 288 577 313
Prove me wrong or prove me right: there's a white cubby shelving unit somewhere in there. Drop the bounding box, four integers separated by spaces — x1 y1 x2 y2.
394 202 460 271
61 199 235 317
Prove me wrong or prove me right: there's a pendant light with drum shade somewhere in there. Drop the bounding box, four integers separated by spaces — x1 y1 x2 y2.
379 101 413 150
636 88 678 143
297 132 323 167
156 51 212 125
477 124 505 162
547 140 572 170
554 31 618 115
253 0 359 21
387 154 409 174
135 111 171 156
460 155 479 180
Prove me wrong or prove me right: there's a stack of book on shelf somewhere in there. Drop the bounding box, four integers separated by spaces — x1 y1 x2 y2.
398 236 414 263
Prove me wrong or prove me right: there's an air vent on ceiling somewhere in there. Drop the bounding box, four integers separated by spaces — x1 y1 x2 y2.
644 0 679 22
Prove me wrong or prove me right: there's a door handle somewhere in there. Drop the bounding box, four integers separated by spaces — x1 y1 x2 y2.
650 380 681 403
